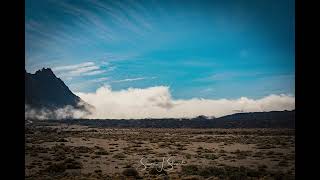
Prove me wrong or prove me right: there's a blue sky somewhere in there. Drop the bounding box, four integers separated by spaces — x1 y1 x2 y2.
26 0 295 99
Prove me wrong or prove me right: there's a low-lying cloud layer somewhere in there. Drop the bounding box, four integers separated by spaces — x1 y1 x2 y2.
25 104 90 120
74 86 295 119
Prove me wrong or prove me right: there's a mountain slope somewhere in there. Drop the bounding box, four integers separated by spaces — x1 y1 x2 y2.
205 110 295 128
25 68 89 110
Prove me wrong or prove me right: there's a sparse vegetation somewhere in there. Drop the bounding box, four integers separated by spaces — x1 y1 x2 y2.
113 153 126 159
122 168 139 177
44 158 82 174
25 123 295 179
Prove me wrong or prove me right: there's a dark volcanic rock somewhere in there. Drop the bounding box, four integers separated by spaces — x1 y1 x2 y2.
25 68 90 111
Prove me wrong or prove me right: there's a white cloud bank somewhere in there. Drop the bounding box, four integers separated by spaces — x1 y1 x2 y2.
25 104 91 120
75 86 295 119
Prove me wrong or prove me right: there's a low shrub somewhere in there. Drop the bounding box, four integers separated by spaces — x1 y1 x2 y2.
112 153 126 159
122 168 139 177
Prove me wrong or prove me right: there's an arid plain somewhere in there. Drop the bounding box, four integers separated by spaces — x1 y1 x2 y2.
25 121 295 179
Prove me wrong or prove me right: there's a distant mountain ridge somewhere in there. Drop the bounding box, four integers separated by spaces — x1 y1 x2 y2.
25 68 90 110
38 110 295 128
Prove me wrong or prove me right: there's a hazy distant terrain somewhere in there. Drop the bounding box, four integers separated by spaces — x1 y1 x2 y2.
29 110 295 129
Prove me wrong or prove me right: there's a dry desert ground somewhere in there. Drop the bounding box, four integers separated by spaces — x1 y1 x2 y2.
25 122 295 179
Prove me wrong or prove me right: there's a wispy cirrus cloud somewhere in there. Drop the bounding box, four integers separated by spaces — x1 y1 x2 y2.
99 52 139 62
53 62 95 71
68 66 100 76
53 0 154 43
52 61 112 79
196 71 270 82
26 0 155 71
92 77 109 83
83 70 107 76
68 76 157 92
90 0 151 38
111 77 157 83
55 1 115 41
